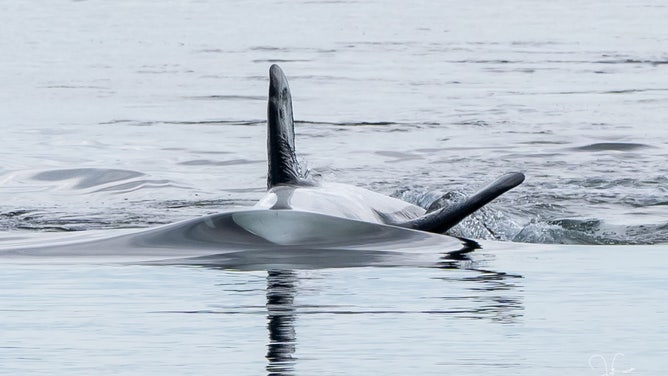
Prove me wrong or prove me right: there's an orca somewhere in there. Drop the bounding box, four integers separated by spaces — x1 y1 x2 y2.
0 65 524 268
244 64 524 242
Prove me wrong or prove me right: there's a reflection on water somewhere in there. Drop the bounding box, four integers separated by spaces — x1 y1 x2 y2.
265 270 297 376
256 247 523 374
439 244 524 323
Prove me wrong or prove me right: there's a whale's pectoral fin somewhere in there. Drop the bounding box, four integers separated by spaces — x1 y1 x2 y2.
267 64 304 189
397 172 525 233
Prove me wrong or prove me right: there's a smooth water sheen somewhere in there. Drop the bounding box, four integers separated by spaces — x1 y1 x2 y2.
1 0 667 374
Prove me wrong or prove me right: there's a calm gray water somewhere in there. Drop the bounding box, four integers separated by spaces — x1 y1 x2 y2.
1 0 667 374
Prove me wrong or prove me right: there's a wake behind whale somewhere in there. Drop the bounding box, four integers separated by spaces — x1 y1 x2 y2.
0 65 524 269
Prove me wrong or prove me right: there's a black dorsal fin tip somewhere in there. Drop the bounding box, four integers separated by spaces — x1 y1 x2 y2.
267 65 302 189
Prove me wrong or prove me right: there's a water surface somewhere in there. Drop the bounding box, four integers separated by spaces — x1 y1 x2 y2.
1 0 667 374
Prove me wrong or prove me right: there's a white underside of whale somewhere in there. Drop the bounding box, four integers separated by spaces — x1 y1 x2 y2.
255 183 425 223
231 183 426 245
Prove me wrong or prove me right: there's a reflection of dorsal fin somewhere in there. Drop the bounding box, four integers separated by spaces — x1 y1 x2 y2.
267 64 302 189
398 172 525 233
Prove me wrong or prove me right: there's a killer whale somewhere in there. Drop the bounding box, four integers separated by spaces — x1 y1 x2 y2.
252 64 524 239
0 65 524 268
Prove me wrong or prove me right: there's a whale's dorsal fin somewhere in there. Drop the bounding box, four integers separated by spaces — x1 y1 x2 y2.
267 64 302 189
397 172 525 233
